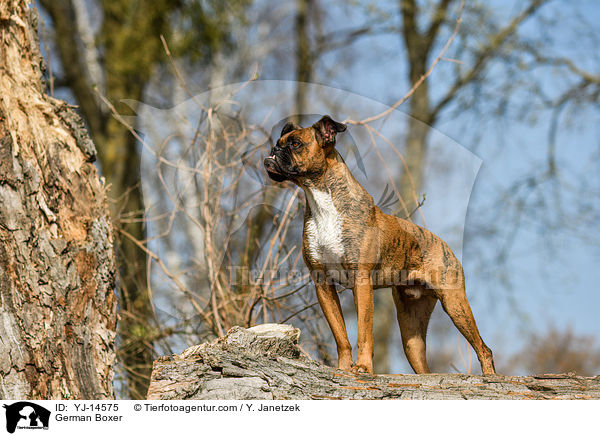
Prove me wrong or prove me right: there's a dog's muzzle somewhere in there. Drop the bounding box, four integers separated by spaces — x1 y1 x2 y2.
264 155 287 182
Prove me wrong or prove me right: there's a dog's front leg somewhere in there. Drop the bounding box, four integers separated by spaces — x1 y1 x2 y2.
314 280 353 371
353 270 374 373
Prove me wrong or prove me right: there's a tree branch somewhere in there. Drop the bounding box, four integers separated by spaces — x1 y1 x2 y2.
345 0 465 126
524 48 600 85
431 0 550 119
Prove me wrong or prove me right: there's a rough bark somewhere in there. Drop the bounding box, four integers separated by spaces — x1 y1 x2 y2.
147 324 600 400
0 0 117 399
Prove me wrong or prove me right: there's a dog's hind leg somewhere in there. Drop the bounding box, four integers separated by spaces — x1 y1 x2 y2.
392 286 437 374
435 285 496 375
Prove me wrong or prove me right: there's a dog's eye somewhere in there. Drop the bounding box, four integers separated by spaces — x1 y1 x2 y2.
290 140 302 148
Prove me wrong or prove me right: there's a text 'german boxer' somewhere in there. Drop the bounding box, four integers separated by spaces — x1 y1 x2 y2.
264 115 495 375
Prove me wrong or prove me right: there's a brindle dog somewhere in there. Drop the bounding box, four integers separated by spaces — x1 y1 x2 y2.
264 115 495 375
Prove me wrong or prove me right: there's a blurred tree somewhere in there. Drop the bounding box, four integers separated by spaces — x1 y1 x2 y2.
38 0 250 399
294 0 313 121
506 327 600 376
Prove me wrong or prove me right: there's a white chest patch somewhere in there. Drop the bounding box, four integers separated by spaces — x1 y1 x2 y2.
304 188 345 265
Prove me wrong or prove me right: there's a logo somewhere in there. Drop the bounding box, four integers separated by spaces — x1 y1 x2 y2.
2 402 50 434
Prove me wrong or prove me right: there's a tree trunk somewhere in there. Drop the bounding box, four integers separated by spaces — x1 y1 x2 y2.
148 324 600 400
0 0 117 399
293 0 312 124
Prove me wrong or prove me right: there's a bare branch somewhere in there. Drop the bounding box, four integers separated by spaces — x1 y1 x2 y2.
345 0 465 126
525 48 600 85
431 0 551 119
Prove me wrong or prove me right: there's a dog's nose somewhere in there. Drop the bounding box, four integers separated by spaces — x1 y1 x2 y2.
264 156 280 173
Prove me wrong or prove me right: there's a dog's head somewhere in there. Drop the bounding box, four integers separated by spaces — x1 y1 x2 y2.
264 115 346 183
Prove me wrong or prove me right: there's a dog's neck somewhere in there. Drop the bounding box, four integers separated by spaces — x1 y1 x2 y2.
300 150 371 205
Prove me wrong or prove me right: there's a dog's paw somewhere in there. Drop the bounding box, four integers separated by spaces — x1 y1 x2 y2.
338 362 353 372
350 364 372 374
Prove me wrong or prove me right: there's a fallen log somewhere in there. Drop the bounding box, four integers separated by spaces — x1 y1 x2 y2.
147 324 600 400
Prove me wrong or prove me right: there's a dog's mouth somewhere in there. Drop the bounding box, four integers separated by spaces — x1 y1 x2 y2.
264 156 287 182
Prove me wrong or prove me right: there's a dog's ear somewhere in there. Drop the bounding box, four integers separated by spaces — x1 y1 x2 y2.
281 122 302 137
313 115 346 147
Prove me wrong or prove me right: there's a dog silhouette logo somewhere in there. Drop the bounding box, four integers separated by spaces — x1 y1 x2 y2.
2 402 50 433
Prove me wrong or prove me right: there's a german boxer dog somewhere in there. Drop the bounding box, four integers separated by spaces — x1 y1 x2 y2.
264 115 495 375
